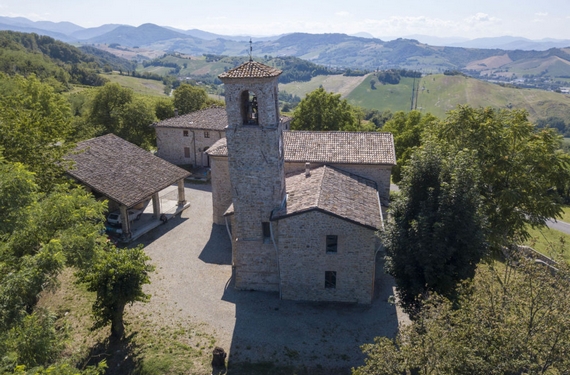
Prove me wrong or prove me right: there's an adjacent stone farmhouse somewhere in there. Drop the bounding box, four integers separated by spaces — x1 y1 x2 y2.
153 106 291 168
153 106 227 168
66 133 190 238
203 60 396 304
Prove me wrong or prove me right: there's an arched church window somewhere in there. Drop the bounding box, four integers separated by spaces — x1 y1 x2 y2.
241 90 259 125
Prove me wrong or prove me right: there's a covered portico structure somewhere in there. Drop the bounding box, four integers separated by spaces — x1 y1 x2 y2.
67 134 190 239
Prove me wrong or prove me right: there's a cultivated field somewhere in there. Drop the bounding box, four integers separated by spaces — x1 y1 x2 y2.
342 73 570 122
279 74 369 99
103 72 167 97
346 76 418 112
417 74 570 121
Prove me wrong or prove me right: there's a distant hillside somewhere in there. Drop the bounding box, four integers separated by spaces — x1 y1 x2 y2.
0 16 83 36
0 22 76 43
0 31 135 87
140 53 339 85
344 73 570 123
86 23 193 47
71 24 123 40
0 16 569 90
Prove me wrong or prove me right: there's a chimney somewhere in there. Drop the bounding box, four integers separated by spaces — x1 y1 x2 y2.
305 162 311 177
174 108 179 117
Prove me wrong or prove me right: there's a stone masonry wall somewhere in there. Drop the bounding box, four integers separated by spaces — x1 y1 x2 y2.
277 210 377 304
210 156 232 225
223 75 283 291
156 127 224 167
285 162 392 205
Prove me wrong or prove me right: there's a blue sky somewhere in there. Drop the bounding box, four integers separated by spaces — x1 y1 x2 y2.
1 0 569 40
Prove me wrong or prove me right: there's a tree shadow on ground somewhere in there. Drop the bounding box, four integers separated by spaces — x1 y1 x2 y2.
80 333 141 375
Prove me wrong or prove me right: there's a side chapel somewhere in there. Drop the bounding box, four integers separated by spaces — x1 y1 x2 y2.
207 60 396 304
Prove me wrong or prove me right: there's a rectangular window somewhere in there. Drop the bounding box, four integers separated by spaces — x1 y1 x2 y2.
204 131 210 138
326 235 338 253
262 222 271 242
325 271 337 289
184 147 190 158
183 130 189 137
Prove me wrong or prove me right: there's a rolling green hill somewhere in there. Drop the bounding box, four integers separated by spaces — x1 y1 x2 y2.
102 72 167 97
0 30 135 88
344 73 570 122
346 75 417 112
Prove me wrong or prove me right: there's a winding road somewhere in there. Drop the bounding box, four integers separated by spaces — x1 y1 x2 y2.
547 219 570 235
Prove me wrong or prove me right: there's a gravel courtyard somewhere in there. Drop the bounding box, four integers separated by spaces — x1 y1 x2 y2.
132 182 401 372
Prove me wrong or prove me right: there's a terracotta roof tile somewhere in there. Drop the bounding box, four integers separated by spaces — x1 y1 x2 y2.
206 138 228 156
218 60 282 79
66 134 190 208
285 131 395 165
153 106 227 130
272 166 382 229
207 131 396 165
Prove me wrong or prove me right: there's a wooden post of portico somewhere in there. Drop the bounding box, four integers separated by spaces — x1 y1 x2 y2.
119 205 131 238
152 192 161 219
177 179 186 205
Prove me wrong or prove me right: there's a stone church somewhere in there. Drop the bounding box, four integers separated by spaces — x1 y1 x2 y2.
207 60 396 304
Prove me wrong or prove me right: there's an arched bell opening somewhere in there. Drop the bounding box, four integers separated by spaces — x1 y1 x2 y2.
240 90 259 125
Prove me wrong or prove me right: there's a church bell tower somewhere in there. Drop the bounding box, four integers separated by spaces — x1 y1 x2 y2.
218 60 285 291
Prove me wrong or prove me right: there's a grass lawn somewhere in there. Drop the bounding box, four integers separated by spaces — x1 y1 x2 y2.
38 269 214 375
279 74 368 99
559 205 570 223
523 224 570 263
102 72 168 97
346 76 417 112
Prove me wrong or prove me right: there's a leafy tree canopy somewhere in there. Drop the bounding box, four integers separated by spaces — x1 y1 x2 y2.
291 87 358 131
0 74 75 190
354 258 570 375
172 83 208 115
384 143 487 314
87 82 157 149
382 110 437 183
77 244 154 339
427 105 570 249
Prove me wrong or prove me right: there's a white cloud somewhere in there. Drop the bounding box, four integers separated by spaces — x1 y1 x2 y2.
336 11 351 17
464 12 500 24
535 12 548 17
357 12 504 39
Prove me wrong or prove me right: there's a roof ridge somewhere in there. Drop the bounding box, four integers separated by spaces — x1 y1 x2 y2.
315 165 328 209
219 60 282 79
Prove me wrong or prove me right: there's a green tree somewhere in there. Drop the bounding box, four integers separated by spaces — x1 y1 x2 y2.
0 156 108 371
354 258 570 375
2 310 65 369
384 143 487 314
88 83 158 149
429 105 570 249
291 87 358 131
78 245 154 339
0 74 75 191
382 110 437 183
88 82 133 134
154 97 175 120
117 99 157 149
172 83 208 115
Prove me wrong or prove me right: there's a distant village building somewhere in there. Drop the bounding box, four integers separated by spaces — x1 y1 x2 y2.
153 107 227 168
202 60 396 304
